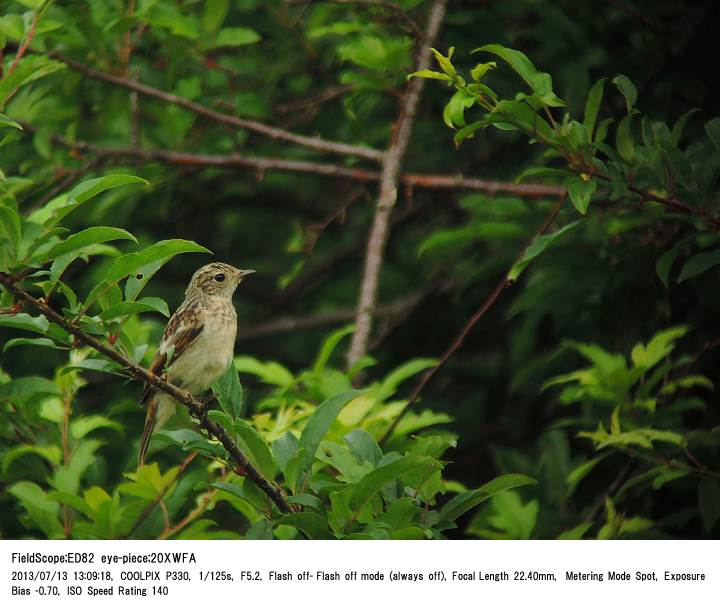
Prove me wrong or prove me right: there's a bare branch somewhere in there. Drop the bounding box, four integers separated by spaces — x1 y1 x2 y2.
0 273 292 514
237 290 428 341
346 0 448 367
380 197 565 445
28 126 567 198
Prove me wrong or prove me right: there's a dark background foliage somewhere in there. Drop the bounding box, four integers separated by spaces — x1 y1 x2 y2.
1 0 719 540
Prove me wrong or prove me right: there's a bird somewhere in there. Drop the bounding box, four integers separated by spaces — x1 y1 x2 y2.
138 262 255 466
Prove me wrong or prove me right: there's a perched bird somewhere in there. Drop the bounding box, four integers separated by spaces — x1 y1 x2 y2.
138 262 254 466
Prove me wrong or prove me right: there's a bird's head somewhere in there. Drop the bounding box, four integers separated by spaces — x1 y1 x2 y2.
186 262 255 299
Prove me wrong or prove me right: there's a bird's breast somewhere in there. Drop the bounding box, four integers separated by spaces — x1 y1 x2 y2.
169 303 237 393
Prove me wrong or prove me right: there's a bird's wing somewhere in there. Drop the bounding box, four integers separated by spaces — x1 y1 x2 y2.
140 305 204 403
138 305 204 466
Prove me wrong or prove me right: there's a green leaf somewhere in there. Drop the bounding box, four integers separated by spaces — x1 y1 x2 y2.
215 27 261 47
344 429 382 466
698 480 720 533
103 239 211 285
3 337 64 352
297 390 364 478
630 326 688 369
349 455 432 511
475 44 563 105
705 118 720 149
409 69 451 81
566 455 606 497
233 419 277 479
0 113 23 130
70 416 122 440
8 481 62 538
508 221 581 281
671 109 700 145
0 313 49 334
583 78 606 137
0 56 66 109
656 239 688 287
42 227 137 261
678 249 720 283
3 444 62 473
275 512 330 539
97 297 170 320
211 365 244 419
439 474 536 523
612 74 637 112
0 376 60 401
202 0 229 35
470 61 496 81
313 325 355 376
37 175 148 227
234 356 294 386
615 113 635 161
377 358 437 400
516 167 572 182
443 89 475 129
0 202 21 254
557 522 592 540
567 178 597 215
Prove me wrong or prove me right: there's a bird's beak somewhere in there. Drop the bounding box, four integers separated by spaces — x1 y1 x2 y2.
238 269 256 279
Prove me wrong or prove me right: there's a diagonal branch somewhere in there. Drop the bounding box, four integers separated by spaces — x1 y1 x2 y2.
0 273 292 514
346 0 448 367
6 43 382 162
380 197 565 445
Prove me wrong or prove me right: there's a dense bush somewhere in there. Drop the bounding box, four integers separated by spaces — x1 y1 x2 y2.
1 0 719 539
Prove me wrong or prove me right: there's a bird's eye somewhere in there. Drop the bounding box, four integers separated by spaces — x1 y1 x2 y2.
214 273 226 282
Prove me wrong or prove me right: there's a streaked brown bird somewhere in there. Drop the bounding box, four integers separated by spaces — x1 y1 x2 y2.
138 262 254 466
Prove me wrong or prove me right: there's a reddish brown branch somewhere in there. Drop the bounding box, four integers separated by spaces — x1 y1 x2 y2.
0 274 292 514
7 11 40 77
26 126 567 198
380 198 564 445
124 452 198 539
347 0 448 367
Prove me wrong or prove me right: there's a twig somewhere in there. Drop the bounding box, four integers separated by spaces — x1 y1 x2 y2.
0 273 292 514
380 198 564 445
584 461 635 524
7 10 40 77
346 0 449 367
237 290 430 341
5 44 382 162
125 452 198 539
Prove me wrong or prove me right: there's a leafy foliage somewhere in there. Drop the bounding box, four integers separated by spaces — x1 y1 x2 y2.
1 0 719 540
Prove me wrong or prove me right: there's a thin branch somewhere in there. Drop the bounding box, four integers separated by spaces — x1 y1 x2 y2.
0 273 292 514
125 452 198 539
24 125 566 198
237 290 429 341
584 461 635 524
346 0 448 367
7 10 40 77
380 198 564 445
4 44 382 162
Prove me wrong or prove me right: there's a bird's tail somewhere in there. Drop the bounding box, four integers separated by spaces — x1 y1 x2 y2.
138 393 159 467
